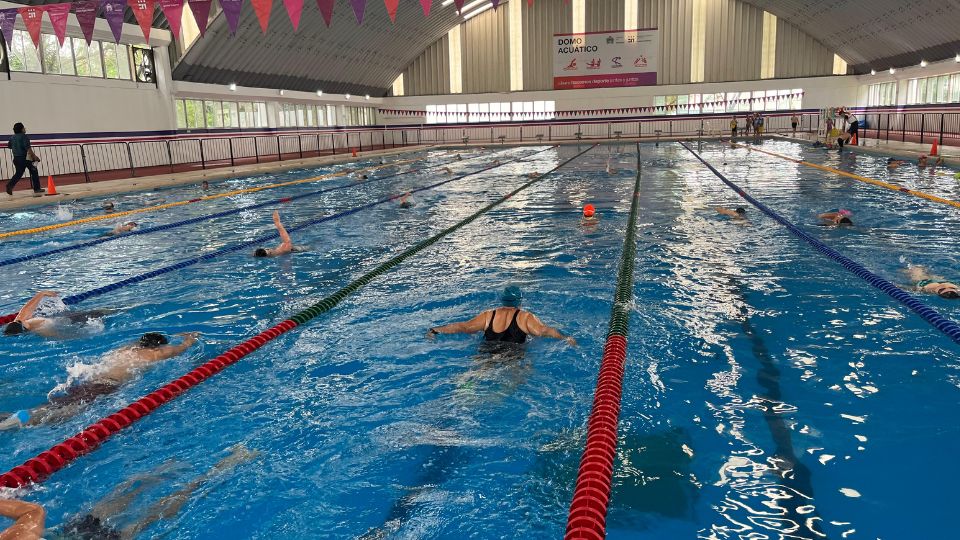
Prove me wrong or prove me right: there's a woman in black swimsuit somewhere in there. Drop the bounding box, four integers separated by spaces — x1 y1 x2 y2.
427 286 576 346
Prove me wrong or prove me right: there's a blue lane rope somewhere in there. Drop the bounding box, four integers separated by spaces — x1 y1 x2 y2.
680 142 960 347
19 146 556 309
0 153 491 269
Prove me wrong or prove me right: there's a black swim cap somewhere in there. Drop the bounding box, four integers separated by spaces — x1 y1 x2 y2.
939 290 960 299
839 217 853 224
3 321 25 335
735 207 746 214
254 248 268 257
139 332 169 348
64 514 122 540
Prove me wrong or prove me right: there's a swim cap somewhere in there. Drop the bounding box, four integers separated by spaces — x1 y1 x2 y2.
838 209 852 217
139 332 169 348
501 286 523 307
254 248 268 257
583 204 596 218
838 217 853 225
3 321 25 335
940 290 960 299
735 207 746 214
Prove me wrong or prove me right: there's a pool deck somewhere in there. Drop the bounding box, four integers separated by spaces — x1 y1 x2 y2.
0 145 434 212
778 132 960 165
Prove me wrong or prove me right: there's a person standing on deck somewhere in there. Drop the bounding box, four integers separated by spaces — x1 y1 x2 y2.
5 123 43 197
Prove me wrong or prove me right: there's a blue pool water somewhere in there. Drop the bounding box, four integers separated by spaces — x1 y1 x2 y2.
1 141 958 539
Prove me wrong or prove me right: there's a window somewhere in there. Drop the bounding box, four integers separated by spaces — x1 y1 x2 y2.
178 99 266 130
204 101 223 128
655 89 803 115
176 100 187 129
423 101 555 124
8 30 42 72
183 99 204 129
867 82 896 107
222 102 239 128
906 73 960 105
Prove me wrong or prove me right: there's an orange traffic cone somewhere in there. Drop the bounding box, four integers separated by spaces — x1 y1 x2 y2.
45 175 57 196
930 139 939 156
851 133 858 146
351 148 358 157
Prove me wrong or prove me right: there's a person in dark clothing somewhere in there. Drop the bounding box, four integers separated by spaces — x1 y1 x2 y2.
427 286 576 346
5 122 44 197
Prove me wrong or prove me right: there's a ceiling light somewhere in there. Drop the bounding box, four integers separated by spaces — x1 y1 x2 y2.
345 93 351 99
889 67 896 74
228 82 237 91
364 94 370 100
441 0 455 5
317 90 323 96
920 59 928 67
870 69 876 75
955 53 959 63
279 89 285 96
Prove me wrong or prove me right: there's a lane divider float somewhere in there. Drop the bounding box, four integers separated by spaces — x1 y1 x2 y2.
0 156 425 240
565 146 643 540
733 142 960 210
0 147 556 326
0 145 596 489
683 142 960 346
0 152 499 268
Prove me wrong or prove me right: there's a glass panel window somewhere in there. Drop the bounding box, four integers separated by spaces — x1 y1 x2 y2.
73 38 90 76
175 100 187 129
9 30 42 72
102 42 120 79
223 102 239 128
204 101 223 128
545 101 555 120
116 45 131 80
40 34 62 74
87 41 103 77
184 99 204 129
951 74 960 102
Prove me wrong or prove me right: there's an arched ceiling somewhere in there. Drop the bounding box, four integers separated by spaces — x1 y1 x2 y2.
740 0 960 73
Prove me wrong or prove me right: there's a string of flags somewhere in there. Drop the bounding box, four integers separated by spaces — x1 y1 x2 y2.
0 0 532 48
378 92 806 119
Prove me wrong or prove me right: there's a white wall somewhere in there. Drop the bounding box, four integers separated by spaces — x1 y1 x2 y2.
379 73 861 125
0 1 175 137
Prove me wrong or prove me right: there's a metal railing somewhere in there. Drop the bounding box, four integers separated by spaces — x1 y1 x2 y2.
852 108 960 147
0 111 826 186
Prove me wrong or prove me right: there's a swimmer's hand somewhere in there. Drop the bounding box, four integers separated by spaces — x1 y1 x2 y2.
564 336 577 347
177 332 201 345
426 328 439 341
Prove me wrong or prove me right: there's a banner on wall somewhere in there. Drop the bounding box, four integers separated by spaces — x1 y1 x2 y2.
552 28 659 90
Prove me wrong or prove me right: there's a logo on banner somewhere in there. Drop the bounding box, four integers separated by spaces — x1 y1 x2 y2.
611 56 622 68
634 56 648 67
563 58 577 71
606 36 614 44
587 58 601 70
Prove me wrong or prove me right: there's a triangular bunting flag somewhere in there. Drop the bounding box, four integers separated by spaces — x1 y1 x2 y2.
454 0 464 14
0 8 16 47
17 7 43 47
73 0 100 45
384 0 399 22
527 0 534 5
188 0 214 36
251 0 273 33
220 0 243 34
101 0 126 43
45 3 71 47
419 0 432 17
283 0 304 30
492 0 501 9
316 0 335 26
127 0 156 43
350 0 366 24
159 0 185 40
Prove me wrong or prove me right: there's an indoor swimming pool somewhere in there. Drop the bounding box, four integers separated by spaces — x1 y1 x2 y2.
1 141 958 539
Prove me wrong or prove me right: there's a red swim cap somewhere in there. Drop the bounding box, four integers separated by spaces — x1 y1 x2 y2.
583 204 596 218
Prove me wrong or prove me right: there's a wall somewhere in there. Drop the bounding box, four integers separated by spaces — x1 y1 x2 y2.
378 73 861 125
854 56 960 107
0 1 175 138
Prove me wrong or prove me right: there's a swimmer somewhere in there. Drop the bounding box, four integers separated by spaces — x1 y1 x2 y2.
887 157 908 169
0 332 199 429
398 192 414 208
605 158 618 175
0 499 44 540
253 211 303 257
443 167 454 175
57 444 257 540
102 201 115 212
580 204 599 226
105 221 137 236
904 266 960 299
934 155 944 168
357 174 369 181
716 206 747 220
818 208 853 226
527 171 541 179
456 154 463 161
427 286 576 346
835 111 859 150
918 154 928 168
3 291 113 339
201 180 210 190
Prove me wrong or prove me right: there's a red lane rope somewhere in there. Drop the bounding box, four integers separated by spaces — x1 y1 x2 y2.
0 319 298 488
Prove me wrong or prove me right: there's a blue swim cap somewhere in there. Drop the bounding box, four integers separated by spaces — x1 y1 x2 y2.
501 286 523 307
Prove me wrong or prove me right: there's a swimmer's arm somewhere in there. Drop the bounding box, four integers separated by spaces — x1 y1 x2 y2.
273 211 292 248
817 212 838 220
0 499 45 540
148 333 199 361
431 311 490 335
716 207 735 217
522 313 576 346
16 291 57 321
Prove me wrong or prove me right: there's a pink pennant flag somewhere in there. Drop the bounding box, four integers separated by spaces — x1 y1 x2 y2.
160 0 185 39
316 0 335 26
128 0 156 43
419 0 432 17
251 0 273 33
45 3 71 46
454 0 464 13
73 0 100 45
188 0 213 36
527 0 534 5
283 0 304 30
384 0 399 22
350 0 366 23
18 6 43 47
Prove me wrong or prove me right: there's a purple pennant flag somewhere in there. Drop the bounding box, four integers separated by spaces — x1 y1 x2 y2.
187 0 214 36
492 0 500 9
220 0 243 35
350 0 366 24
101 0 126 43
73 0 100 45
0 8 17 47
